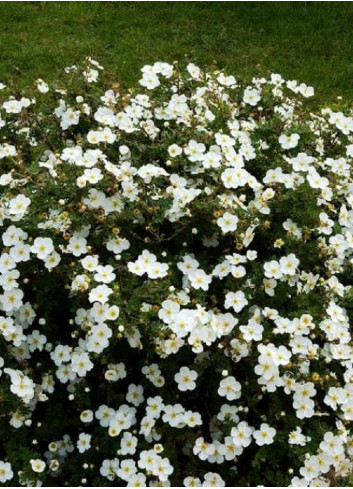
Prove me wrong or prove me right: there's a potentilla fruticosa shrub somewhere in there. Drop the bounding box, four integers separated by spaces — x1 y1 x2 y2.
0 57 353 487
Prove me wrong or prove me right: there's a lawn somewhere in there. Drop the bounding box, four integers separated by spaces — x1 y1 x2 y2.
0 2 352 103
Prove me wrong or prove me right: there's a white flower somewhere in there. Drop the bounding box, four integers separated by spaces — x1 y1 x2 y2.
140 72 160 89
67 236 88 257
231 421 253 447
84 168 104 184
174 366 198 391
218 376 241 401
147 262 169 279
120 432 138 456
253 423 276 446
184 476 202 487
105 305 120 321
80 410 94 423
187 63 202 79
30 459 46 473
215 133 235 147
138 164 168 183
94 265 116 284
158 300 180 324
60 108 80 130
31 237 54 260
1 287 24 312
36 79 49 93
81 255 99 272
319 432 344 456
288 152 315 172
218 73 236 87
203 472 225 487
8 194 31 215
224 291 248 313
27 330 47 352
240 320 263 342
44 251 61 270
87 130 103 144
3 99 24 114
264 260 282 279
288 427 307 446
177 255 199 275
168 144 182 157
221 168 248 189
0 461 13 483
279 133 300 149
272 345 291 366
88 285 113 304
299 457 320 481
217 212 239 233
292 398 315 420
189 269 212 291
126 384 144 406
185 140 206 162
307 168 329 190
2 225 27 246
71 352 94 377
279 253 299 275
77 433 91 453
243 88 261 106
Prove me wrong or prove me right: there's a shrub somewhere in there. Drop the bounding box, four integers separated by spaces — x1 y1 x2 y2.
0 58 353 487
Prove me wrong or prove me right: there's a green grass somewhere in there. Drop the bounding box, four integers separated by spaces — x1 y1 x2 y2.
0 2 352 102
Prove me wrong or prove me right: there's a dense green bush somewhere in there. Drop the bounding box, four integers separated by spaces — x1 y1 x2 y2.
0 58 353 486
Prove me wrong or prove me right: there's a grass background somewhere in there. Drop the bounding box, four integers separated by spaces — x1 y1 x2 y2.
0 2 352 102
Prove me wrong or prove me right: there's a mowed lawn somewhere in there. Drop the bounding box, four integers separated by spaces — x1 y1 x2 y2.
0 2 353 102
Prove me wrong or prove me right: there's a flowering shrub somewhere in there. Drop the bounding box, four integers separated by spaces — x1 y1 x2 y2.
1 57 353 487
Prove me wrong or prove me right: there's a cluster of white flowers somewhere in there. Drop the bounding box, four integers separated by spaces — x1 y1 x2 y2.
1 58 353 486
